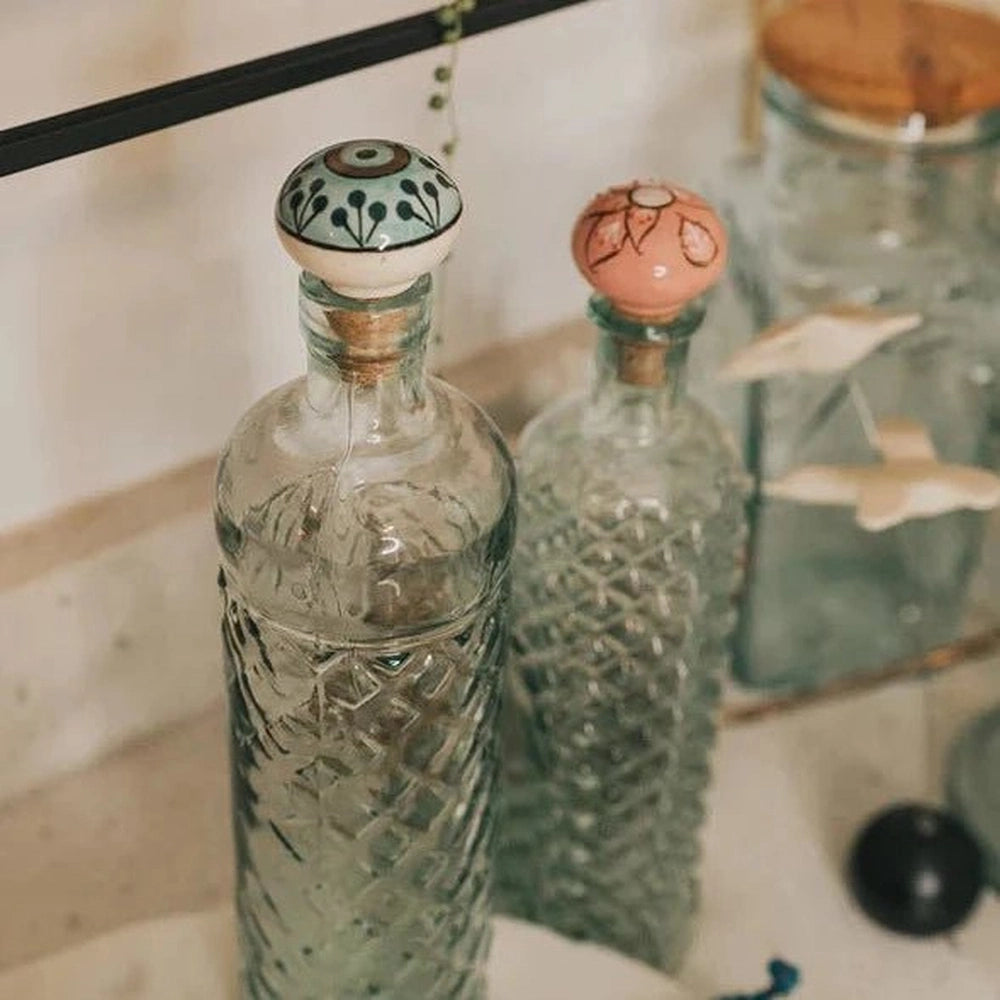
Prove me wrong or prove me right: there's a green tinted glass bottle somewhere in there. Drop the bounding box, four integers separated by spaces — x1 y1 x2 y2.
215 141 515 999
497 181 747 972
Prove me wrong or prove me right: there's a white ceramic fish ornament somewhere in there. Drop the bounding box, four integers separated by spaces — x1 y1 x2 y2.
719 305 922 382
765 417 1000 531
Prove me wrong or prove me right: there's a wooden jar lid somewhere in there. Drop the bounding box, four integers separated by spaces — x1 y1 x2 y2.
761 0 1000 126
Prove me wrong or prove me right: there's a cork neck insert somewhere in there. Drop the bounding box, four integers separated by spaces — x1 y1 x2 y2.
301 274 431 386
590 297 702 389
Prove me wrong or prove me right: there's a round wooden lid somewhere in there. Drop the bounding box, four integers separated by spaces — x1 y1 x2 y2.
762 0 1000 126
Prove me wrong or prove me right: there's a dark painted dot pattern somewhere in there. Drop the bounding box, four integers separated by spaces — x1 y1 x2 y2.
276 139 462 253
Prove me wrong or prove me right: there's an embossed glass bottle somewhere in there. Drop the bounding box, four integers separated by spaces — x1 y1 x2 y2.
497 182 747 972
214 140 515 1000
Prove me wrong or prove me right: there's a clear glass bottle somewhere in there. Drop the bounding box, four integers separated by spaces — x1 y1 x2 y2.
496 182 747 972
719 0 1000 691
214 140 516 1000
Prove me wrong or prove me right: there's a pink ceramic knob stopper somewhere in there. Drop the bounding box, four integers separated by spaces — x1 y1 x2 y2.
571 181 728 321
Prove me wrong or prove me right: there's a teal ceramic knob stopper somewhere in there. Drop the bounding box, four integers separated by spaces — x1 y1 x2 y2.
275 138 463 298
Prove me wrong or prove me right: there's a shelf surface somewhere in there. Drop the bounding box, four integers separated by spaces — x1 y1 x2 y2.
3 655 999 997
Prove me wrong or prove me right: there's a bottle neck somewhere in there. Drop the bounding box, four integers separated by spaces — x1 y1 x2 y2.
588 296 701 432
300 272 430 416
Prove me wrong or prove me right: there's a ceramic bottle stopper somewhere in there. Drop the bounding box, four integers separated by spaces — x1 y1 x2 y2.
570 181 728 323
275 138 463 299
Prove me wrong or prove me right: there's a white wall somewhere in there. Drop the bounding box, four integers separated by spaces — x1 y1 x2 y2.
0 0 749 530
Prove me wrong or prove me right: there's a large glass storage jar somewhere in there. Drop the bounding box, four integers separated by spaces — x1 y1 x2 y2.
724 0 1000 691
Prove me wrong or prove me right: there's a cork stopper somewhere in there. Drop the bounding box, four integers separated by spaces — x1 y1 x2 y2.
571 181 728 322
276 139 463 298
299 273 431 387
762 0 1000 126
322 301 415 386
614 341 672 388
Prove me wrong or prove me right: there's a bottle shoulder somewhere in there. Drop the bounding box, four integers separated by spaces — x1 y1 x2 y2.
218 376 513 512
519 393 743 482
215 375 515 641
516 391 746 540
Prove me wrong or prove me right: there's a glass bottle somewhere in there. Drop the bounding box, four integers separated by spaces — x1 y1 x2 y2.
496 182 747 972
718 0 1000 691
214 140 516 1000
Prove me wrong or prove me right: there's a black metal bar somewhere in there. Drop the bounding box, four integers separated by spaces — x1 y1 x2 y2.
0 0 594 178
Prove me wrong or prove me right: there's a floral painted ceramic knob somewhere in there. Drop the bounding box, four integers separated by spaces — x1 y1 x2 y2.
275 138 463 298
571 181 727 321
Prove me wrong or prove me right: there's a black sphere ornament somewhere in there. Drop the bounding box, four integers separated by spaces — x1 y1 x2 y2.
848 803 984 937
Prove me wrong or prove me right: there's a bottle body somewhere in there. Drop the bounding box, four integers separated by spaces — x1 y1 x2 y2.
728 80 1000 690
216 276 515 999
497 306 746 971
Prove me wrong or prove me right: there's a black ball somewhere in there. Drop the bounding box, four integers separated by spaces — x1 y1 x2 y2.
848 803 984 937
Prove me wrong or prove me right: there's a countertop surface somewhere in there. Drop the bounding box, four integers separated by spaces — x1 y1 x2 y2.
3 652 1000 998
0 909 688 1000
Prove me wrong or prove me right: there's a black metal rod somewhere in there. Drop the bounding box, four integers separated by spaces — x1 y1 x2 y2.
0 0 593 178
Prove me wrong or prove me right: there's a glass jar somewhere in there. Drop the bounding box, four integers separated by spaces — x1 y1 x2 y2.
719 6 1000 691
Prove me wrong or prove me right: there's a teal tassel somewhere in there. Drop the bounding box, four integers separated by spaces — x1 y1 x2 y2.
718 958 800 1000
